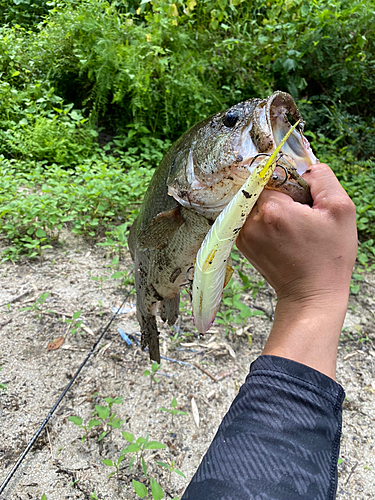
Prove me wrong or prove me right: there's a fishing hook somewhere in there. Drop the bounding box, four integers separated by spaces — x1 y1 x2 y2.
273 163 289 187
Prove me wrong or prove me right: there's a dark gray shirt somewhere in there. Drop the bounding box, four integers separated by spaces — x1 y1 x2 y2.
181 355 344 500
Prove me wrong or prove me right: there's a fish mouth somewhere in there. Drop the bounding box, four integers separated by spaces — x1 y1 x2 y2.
265 91 317 174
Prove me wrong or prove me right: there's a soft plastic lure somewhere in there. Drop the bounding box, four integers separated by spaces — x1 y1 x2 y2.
192 122 300 333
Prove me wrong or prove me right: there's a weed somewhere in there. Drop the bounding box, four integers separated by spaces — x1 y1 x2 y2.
102 455 126 480
20 292 50 319
216 278 263 336
156 459 186 481
69 396 124 442
94 397 125 441
68 415 101 443
121 432 166 475
159 398 188 426
144 362 161 389
65 310 83 335
132 477 177 500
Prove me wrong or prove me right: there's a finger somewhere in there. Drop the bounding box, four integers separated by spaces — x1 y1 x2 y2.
302 163 349 209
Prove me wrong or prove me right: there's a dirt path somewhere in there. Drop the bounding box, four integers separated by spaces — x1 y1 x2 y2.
0 237 374 499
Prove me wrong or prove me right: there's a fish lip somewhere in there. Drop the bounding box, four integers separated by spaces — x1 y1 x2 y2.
264 91 317 174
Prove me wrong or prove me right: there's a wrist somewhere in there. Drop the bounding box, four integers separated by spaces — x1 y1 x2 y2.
262 292 349 380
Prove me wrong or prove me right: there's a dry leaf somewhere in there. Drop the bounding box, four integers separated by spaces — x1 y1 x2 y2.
191 397 200 428
47 336 65 351
220 342 236 358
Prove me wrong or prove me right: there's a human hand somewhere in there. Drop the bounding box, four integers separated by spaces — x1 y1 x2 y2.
237 163 357 306
236 163 358 378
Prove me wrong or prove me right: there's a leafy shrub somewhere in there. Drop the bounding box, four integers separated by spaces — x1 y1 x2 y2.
0 0 374 261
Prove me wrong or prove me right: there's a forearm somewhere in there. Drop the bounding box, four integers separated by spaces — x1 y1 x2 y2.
181 355 345 500
263 292 350 380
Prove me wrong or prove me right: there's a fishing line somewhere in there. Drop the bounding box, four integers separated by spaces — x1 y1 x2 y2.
0 292 130 495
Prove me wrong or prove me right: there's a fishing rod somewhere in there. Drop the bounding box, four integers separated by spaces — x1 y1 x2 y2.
0 293 130 495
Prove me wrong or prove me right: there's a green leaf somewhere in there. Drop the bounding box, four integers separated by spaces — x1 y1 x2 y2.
122 443 141 453
111 271 123 279
95 405 110 419
150 477 164 500
36 228 46 238
174 468 186 478
88 419 101 429
68 416 83 426
132 479 148 498
128 456 136 470
109 418 124 429
102 459 113 467
142 456 147 476
98 431 108 442
41 495 47 500
151 362 161 372
156 461 169 469
122 431 135 443
146 441 167 450
73 310 81 320
171 397 177 408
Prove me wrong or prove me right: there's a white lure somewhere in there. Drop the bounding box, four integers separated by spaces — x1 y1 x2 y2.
192 122 300 333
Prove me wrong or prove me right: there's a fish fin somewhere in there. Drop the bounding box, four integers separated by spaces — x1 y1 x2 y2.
160 294 180 325
139 313 161 363
138 206 185 250
127 217 137 260
224 265 234 288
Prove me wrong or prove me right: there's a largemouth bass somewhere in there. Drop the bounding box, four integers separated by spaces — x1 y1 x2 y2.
128 91 317 362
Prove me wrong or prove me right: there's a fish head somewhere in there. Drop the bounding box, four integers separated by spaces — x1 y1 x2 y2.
167 91 317 216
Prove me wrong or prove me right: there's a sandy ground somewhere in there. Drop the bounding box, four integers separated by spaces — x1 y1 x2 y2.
0 236 374 499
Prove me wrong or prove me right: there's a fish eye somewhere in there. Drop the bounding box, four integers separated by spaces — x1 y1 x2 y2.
222 110 239 128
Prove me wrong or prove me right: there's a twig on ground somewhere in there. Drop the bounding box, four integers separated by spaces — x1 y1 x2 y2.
46 428 53 459
0 290 32 308
345 461 358 485
193 363 218 382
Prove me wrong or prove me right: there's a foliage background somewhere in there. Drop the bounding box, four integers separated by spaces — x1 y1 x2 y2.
0 0 374 266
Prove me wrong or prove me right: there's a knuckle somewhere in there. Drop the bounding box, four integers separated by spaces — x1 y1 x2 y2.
260 200 283 227
330 194 356 219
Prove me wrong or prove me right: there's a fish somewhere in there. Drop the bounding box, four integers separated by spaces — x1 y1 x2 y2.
128 91 317 362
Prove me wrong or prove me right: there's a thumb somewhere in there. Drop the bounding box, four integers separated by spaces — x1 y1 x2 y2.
302 163 348 210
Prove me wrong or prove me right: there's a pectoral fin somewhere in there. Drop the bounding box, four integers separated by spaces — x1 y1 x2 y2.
138 206 185 250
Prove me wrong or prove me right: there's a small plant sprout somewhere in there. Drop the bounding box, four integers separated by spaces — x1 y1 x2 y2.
156 459 186 481
90 492 99 500
121 432 166 475
94 396 125 441
41 495 47 500
102 454 126 479
65 310 83 335
159 398 188 426
132 477 167 500
69 396 124 442
21 292 50 319
144 362 161 389
68 415 101 443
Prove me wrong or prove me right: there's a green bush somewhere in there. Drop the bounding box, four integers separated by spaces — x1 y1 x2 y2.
0 0 374 261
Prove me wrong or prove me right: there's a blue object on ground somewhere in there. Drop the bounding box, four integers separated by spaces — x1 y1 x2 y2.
118 328 132 345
